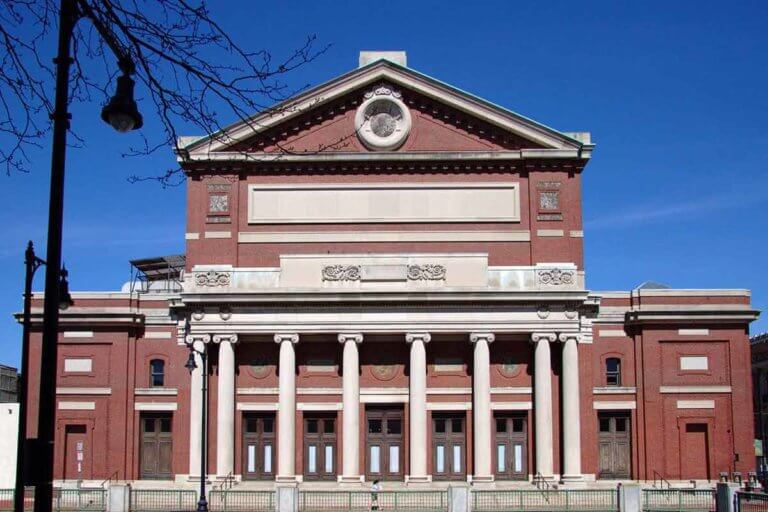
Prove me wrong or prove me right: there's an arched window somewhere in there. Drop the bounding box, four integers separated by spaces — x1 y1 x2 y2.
606 358 621 387
150 359 165 387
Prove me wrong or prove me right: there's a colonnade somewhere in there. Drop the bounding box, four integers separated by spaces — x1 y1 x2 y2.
186 331 582 482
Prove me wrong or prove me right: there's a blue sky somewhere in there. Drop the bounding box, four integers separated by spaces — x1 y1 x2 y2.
0 0 766 367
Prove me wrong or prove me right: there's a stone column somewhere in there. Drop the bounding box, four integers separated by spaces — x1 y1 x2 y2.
338 333 363 483
532 332 556 479
214 334 238 478
406 332 431 483
186 334 210 479
560 333 583 481
470 332 495 483
275 333 299 482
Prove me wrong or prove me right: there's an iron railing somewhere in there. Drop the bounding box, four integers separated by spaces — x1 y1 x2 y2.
298 490 448 511
208 490 274 512
739 491 768 512
0 489 106 512
642 489 716 512
129 489 197 512
473 489 618 512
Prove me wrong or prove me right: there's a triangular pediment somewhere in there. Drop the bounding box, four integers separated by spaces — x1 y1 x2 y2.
180 60 589 159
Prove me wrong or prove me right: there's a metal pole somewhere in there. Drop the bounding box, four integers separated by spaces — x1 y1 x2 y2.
198 347 208 512
15 242 41 512
36 2 78 512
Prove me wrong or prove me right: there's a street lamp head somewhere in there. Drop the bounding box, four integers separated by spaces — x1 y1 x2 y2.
58 265 74 311
185 350 198 374
101 73 143 133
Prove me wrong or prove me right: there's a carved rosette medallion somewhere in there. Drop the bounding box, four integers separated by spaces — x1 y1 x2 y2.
407 264 446 281
322 265 362 281
195 270 231 287
371 364 398 381
537 268 575 286
355 84 412 151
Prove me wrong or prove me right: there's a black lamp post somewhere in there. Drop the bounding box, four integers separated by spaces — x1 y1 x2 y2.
33 2 142 512
15 242 72 512
185 342 209 512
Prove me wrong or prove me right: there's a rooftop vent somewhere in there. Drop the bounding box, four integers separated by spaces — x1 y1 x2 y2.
635 280 672 290
359 51 407 68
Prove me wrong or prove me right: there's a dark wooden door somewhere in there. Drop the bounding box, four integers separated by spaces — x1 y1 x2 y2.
63 425 88 481
140 414 173 479
680 423 710 480
303 414 337 481
494 414 528 480
365 407 404 481
242 414 276 480
598 413 631 479
432 414 466 481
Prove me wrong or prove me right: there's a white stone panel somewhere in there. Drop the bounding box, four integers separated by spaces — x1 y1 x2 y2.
134 402 178 411
247 183 520 224
64 358 92 373
680 356 708 371
58 401 96 410
677 400 715 409
593 401 637 410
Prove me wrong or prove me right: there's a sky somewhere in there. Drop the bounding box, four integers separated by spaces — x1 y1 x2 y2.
0 0 766 368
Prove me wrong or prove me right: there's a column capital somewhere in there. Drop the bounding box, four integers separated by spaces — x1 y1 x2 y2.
531 332 557 343
469 332 495 345
185 334 211 345
405 332 431 344
274 333 299 345
558 333 581 343
212 333 239 345
338 333 363 344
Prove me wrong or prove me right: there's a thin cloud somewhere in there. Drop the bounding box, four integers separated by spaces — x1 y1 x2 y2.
585 192 768 230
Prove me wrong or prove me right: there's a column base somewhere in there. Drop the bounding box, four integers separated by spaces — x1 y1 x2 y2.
275 475 299 484
338 475 365 484
560 474 584 482
185 475 213 484
405 475 432 485
470 474 495 484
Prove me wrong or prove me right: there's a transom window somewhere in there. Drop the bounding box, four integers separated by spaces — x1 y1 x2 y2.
150 359 165 387
606 357 621 387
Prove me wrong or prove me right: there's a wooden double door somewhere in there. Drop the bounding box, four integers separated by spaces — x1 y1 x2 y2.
494 414 528 480
303 413 337 480
432 413 466 480
365 407 404 480
242 414 275 480
140 414 172 479
598 413 631 479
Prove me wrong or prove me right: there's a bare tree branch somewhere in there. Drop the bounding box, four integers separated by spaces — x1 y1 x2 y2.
0 0 329 183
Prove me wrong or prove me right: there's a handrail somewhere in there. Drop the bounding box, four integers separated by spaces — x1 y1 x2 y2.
99 470 120 489
652 469 671 489
533 472 551 491
214 471 235 491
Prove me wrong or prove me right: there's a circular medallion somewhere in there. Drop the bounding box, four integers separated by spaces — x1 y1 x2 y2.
499 357 523 378
249 357 271 379
355 87 411 151
371 364 398 381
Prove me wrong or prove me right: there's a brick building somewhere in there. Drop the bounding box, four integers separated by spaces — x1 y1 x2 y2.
21 52 759 486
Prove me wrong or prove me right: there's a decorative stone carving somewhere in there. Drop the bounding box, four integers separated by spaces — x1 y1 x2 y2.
537 306 550 319
407 264 446 281
537 268 575 286
209 194 229 213
213 334 239 345
249 356 271 379
355 84 412 151
219 305 232 321
539 191 560 210
371 365 398 381
322 265 362 281
192 308 205 321
565 309 578 320
195 270 231 287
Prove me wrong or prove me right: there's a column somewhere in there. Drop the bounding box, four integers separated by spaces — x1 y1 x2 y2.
470 332 495 483
338 333 363 483
214 334 238 478
186 334 210 479
406 332 431 483
532 332 556 479
274 333 299 482
560 333 583 481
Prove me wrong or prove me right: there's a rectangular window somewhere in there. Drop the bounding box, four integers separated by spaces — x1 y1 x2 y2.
436 445 445 473
263 445 272 473
452 445 461 473
389 446 399 473
514 444 523 473
497 444 506 472
324 446 333 473
247 445 256 473
370 446 380 473
308 445 317 473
